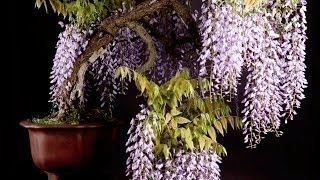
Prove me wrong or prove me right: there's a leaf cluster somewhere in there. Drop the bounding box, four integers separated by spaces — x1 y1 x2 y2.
35 0 134 27
115 66 242 158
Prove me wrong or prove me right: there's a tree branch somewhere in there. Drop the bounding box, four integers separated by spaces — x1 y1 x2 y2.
126 21 156 74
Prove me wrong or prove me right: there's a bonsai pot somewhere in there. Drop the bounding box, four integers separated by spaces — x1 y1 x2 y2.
20 120 121 180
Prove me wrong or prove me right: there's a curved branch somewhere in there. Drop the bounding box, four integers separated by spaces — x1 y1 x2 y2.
60 0 170 108
58 0 201 114
59 30 117 111
69 46 111 110
126 21 156 74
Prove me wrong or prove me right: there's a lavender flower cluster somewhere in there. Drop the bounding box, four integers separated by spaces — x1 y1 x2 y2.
157 149 221 180
86 27 144 113
49 23 92 109
198 0 244 98
126 105 155 179
197 0 308 148
125 105 222 180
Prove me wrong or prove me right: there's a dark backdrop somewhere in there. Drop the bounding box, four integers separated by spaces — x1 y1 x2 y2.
9 0 319 179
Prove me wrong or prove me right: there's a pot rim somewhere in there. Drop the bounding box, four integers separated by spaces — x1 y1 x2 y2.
19 119 121 129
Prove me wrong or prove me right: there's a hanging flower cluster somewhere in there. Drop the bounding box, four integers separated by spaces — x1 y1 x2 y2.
85 43 120 115
198 0 308 148
49 23 92 109
86 27 144 114
279 0 308 123
198 0 244 99
125 105 223 180
145 8 199 84
241 12 284 148
125 105 156 179
154 149 221 180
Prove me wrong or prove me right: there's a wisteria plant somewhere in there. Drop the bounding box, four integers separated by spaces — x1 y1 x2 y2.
115 66 242 179
32 0 307 179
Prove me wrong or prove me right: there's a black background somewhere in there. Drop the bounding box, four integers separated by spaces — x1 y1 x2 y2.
9 0 319 179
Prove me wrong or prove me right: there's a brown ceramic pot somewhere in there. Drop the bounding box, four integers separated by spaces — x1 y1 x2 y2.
20 120 120 180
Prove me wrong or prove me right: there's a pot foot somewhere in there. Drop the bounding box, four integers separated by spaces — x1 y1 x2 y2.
46 172 61 180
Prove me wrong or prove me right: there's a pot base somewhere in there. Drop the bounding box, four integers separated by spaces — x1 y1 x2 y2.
20 120 122 180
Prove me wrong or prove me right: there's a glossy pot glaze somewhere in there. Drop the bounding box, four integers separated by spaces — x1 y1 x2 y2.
20 120 120 180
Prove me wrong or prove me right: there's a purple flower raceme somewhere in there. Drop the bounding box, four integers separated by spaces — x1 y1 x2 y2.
86 27 144 113
159 149 221 180
198 0 244 99
126 105 155 180
279 0 308 123
241 12 284 148
50 23 92 109
198 0 307 148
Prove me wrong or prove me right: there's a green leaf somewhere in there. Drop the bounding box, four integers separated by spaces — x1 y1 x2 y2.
150 82 160 98
199 136 205 151
156 120 162 133
192 117 199 125
184 128 194 150
185 138 194 150
196 98 205 112
170 109 182 116
154 143 163 156
162 144 170 158
185 128 192 137
173 79 184 100
186 81 195 98
120 66 126 80
48 0 56 12
228 116 235 129
216 143 222 155
114 67 122 79
138 76 147 94
214 121 224 136
165 113 172 124
180 127 186 138
175 117 191 124
152 102 161 113
221 145 227 156
35 0 43 8
207 126 217 141
234 117 243 129
199 78 210 92
175 68 190 79
168 94 178 109
220 117 228 132
123 66 131 81
171 119 178 130
204 98 213 112
190 79 197 89
174 128 181 139
43 0 48 12
211 141 218 153
200 113 210 122
204 138 212 151
215 144 227 157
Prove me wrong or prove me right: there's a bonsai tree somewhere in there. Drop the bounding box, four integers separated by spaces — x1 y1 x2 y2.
29 0 307 179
